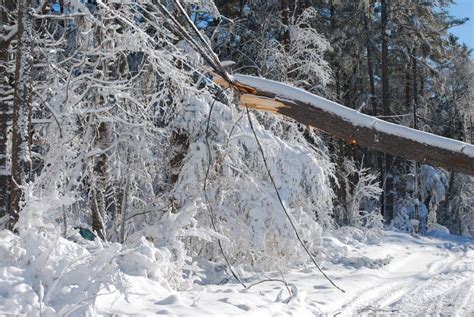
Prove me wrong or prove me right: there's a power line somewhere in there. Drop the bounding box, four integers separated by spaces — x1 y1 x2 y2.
245 107 345 293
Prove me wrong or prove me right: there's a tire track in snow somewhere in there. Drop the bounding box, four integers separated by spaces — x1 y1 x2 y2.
389 271 473 315
430 279 474 315
387 250 474 315
457 283 474 315
335 249 466 316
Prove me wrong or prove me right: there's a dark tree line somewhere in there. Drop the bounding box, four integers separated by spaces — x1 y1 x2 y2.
212 0 473 233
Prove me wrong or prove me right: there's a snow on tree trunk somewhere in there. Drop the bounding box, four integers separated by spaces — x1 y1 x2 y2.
0 37 10 220
8 0 34 229
216 74 474 176
91 121 108 240
0 0 17 221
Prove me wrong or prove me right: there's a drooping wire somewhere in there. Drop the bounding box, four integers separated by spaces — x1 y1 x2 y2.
163 2 296 291
245 107 345 293
158 0 344 294
204 90 246 288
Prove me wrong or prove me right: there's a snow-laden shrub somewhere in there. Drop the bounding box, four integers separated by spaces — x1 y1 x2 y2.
333 225 383 247
332 159 383 243
439 173 474 236
392 197 417 233
170 93 336 270
10 0 337 291
118 237 174 282
419 165 446 230
393 165 446 233
1 204 190 315
0 228 125 316
342 159 383 230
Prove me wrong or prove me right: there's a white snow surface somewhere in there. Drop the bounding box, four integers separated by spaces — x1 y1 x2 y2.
2 229 473 316
233 74 474 158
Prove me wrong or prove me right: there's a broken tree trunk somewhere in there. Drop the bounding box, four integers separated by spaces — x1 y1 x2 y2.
215 74 474 176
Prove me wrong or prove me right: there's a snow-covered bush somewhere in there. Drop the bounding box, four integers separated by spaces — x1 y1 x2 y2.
438 173 474 236
0 228 125 316
169 92 336 270
393 165 446 233
331 158 383 244
393 197 426 233
419 165 447 230
8 0 338 284
343 159 383 230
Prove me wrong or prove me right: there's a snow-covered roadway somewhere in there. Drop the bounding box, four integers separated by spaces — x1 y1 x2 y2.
333 232 473 316
96 230 473 316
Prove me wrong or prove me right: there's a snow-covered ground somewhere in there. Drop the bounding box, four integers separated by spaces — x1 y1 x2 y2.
95 231 474 316
1 229 472 316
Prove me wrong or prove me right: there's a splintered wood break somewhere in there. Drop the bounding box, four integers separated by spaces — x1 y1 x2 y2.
212 74 231 89
235 82 258 94
239 94 289 113
212 74 257 94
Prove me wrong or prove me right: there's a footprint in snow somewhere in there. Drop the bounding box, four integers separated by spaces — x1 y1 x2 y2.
155 309 171 315
155 294 180 305
218 298 251 311
313 285 331 289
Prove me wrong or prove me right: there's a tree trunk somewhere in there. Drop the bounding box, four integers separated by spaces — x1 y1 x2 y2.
412 57 418 131
405 65 411 111
91 121 108 240
439 170 456 233
90 9 110 240
470 115 473 144
412 55 420 224
120 171 130 243
330 3 341 102
0 0 17 221
365 19 376 116
328 2 350 222
380 0 394 221
214 74 474 176
8 0 34 229
0 45 8 219
281 0 290 52
381 0 390 118
0 19 10 219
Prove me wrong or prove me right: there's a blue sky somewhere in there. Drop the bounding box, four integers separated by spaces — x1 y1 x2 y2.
448 0 474 55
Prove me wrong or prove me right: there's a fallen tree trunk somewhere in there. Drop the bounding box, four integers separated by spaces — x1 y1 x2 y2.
216 74 474 176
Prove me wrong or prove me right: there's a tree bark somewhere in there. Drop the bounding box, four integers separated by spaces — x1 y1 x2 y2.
365 19 376 116
0 26 9 219
381 0 390 118
412 57 418 131
0 0 17 221
8 0 34 229
91 121 108 240
380 0 394 221
328 2 349 220
90 9 110 240
412 55 420 223
281 0 290 52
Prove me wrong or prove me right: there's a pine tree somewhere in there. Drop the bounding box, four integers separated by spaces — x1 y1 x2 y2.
8 0 34 229
0 0 17 222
